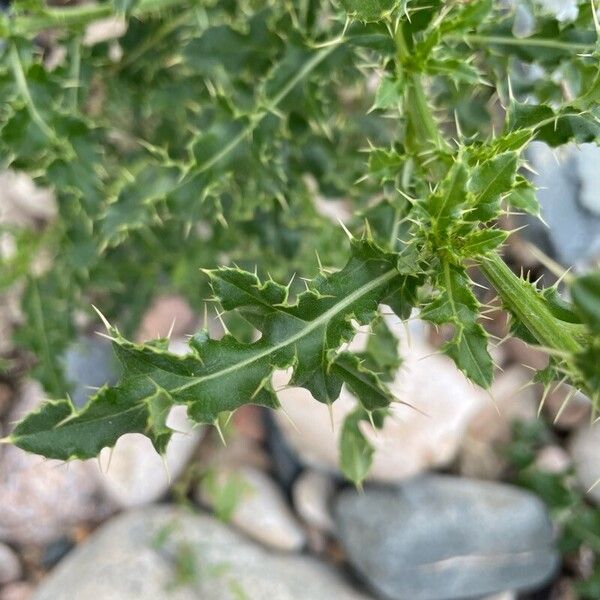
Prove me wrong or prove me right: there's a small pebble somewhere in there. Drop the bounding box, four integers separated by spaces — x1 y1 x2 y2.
292 470 335 533
0 543 21 585
197 465 306 552
0 582 33 600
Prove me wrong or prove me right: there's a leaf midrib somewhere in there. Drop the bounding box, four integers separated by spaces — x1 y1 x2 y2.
166 268 398 393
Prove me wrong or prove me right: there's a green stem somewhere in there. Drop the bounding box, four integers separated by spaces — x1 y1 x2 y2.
450 33 593 53
405 74 449 152
5 0 189 36
9 43 56 140
68 35 82 111
392 22 449 157
479 251 582 354
113 8 194 73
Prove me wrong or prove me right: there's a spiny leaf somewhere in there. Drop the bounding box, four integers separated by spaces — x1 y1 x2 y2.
421 262 493 388
467 151 518 220
507 176 540 216
10 240 418 459
340 0 398 22
571 273 600 333
339 406 386 486
7 383 172 460
460 229 508 257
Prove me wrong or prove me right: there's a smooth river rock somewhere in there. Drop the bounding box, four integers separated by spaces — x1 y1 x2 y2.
34 506 369 600
335 475 559 600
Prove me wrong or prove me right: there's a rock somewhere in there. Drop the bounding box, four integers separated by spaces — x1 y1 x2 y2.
61 336 118 407
459 366 538 479
34 506 368 600
504 337 549 371
274 318 488 481
41 537 75 569
231 405 265 442
263 410 303 489
197 465 306 552
292 469 335 533
0 171 56 227
136 295 196 342
483 593 516 600
202 434 271 472
569 425 600 504
335 475 559 600
96 405 203 508
0 380 109 545
83 17 127 46
0 582 34 600
576 143 600 216
0 543 21 585
535 0 578 22
534 445 572 474
527 142 600 267
0 382 12 417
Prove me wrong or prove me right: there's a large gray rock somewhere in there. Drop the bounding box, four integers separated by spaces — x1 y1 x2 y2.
34 506 369 600
335 475 559 600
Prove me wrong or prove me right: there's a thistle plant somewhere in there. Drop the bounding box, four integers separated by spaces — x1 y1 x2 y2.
0 0 599 484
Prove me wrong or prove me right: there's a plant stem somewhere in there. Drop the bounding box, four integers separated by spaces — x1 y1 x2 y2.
8 43 55 140
392 22 450 159
479 251 582 354
5 0 189 36
450 33 593 53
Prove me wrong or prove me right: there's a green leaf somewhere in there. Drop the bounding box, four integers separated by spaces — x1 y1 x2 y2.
571 273 600 333
373 75 402 110
332 352 393 411
357 315 401 380
460 229 508 257
506 176 540 216
507 101 600 146
10 240 416 459
7 383 173 460
421 263 493 388
113 0 139 14
468 151 518 208
339 406 385 486
340 0 397 22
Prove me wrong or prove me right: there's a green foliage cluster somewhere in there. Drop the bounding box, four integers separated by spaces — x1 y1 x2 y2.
507 420 600 598
0 0 599 484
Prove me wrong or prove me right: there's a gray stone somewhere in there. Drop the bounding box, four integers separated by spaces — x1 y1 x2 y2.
34 506 368 600
292 469 336 533
62 336 118 407
569 424 600 504
527 142 600 267
335 475 559 600
0 543 21 585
